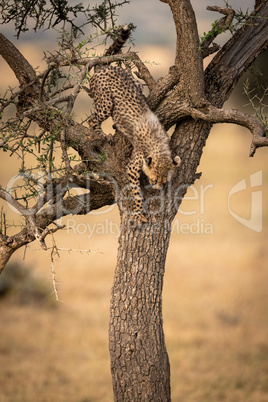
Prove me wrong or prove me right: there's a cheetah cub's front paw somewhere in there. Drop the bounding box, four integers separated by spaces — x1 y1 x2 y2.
128 212 148 228
136 214 148 224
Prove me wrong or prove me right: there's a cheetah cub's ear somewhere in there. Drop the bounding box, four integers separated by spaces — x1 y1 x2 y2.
173 156 181 166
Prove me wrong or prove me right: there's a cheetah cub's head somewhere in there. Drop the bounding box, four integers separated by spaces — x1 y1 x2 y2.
143 155 181 189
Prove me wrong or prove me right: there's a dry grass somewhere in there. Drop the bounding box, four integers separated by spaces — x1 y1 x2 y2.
165 237 268 401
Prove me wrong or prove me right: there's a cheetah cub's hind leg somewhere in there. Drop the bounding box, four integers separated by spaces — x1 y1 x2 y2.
87 80 113 138
125 150 147 224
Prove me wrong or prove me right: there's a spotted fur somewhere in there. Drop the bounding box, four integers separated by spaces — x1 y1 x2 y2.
88 66 181 221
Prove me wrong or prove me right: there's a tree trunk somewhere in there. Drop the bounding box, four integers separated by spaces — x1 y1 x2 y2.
108 116 212 400
109 214 172 401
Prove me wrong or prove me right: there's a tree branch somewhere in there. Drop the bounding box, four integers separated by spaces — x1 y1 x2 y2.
126 52 156 91
150 0 206 128
146 65 181 110
0 33 36 85
167 0 204 103
205 0 268 107
0 175 115 272
255 0 266 8
187 102 268 156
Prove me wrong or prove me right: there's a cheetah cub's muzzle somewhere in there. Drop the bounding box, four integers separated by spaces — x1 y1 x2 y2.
143 155 181 190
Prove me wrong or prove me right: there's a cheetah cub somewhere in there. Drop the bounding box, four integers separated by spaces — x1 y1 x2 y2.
88 66 181 221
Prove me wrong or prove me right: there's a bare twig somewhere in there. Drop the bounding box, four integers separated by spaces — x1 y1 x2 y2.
39 65 54 102
39 222 66 244
50 231 60 301
47 247 103 254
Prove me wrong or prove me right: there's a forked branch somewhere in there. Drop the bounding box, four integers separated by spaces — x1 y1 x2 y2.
0 174 115 272
200 6 235 58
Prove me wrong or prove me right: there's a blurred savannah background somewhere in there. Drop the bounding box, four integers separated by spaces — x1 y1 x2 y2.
0 0 268 400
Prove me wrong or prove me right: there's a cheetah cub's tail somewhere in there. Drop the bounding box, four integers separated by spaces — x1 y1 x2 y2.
104 24 132 56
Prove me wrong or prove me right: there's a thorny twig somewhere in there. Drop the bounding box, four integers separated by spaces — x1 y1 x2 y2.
50 230 60 301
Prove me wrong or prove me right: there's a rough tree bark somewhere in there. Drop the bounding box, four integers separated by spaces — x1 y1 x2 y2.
110 214 172 400
0 0 267 401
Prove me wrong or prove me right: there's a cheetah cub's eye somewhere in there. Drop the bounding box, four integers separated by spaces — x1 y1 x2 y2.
145 157 152 167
